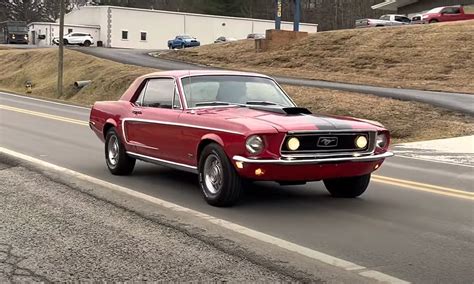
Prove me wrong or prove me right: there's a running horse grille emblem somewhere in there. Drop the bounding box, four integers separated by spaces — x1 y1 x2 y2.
317 137 339 147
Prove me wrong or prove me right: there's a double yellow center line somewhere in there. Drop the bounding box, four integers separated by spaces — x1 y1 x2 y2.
0 104 89 126
1 103 472 201
373 175 473 200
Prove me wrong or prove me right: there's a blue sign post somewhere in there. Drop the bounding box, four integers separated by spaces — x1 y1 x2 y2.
275 0 282 30
293 0 301 31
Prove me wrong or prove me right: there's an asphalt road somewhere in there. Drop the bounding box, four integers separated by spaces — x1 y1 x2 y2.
1 92 473 283
0 163 291 282
76 47 474 115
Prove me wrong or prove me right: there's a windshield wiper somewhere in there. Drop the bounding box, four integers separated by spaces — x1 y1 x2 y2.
194 101 232 107
246 101 280 106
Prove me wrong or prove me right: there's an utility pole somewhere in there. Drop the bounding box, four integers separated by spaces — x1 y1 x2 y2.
57 0 65 98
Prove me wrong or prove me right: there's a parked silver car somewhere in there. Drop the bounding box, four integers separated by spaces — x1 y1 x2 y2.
356 14 411 28
214 36 237 43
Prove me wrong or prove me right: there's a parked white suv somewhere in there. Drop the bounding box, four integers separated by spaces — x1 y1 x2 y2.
53 32 94 47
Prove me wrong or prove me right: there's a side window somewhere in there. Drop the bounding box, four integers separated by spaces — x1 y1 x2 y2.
140 79 176 109
140 32 147 41
122 30 128 40
173 88 182 109
396 16 410 23
443 7 460 14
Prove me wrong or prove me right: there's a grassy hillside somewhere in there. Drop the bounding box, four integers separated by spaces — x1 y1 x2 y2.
161 21 474 94
0 48 472 143
0 47 155 105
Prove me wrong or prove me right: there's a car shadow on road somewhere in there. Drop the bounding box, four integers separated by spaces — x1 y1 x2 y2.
128 163 381 210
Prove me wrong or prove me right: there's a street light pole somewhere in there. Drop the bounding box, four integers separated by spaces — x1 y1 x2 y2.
57 0 65 98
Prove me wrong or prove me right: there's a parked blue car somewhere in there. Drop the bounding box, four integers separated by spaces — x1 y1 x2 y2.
167 35 200 49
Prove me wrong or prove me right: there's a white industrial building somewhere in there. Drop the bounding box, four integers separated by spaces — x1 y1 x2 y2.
28 5 318 49
27 22 100 46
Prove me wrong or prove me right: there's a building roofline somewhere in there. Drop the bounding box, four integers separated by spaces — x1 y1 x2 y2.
27 22 101 29
72 5 318 27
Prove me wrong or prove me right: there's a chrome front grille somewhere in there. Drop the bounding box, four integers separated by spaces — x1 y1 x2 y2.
281 131 376 156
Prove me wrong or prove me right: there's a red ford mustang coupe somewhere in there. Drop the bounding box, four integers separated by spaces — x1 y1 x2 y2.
89 70 393 206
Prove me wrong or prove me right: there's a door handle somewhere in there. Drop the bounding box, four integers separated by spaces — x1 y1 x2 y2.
132 109 142 115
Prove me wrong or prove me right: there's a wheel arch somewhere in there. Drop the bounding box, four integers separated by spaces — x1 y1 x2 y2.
103 118 118 139
196 134 225 163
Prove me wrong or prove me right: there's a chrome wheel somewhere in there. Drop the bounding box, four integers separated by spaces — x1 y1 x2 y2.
107 135 119 166
203 154 223 194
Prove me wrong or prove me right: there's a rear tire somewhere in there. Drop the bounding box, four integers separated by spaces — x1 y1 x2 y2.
324 174 371 198
105 128 136 175
199 143 242 207
84 40 91 47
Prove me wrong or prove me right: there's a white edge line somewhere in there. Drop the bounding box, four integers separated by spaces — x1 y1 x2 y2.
0 91 91 110
394 154 474 168
0 146 410 284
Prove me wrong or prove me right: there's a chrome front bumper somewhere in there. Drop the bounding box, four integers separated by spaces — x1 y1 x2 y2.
233 152 394 165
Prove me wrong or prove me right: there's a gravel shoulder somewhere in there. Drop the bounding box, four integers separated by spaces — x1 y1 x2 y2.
0 162 292 282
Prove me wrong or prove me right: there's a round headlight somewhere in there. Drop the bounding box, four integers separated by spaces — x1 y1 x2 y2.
355 136 368 149
376 133 388 148
287 137 300 151
12 34 16 39
246 135 264 155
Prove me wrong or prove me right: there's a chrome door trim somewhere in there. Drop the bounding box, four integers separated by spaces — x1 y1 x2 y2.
127 151 198 174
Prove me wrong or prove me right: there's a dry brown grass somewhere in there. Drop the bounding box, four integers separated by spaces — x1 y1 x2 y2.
0 48 472 143
285 85 474 143
161 20 474 94
0 48 155 105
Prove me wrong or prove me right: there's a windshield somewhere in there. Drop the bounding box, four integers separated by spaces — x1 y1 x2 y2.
179 35 192 39
7 26 28 32
426 7 444 14
181 75 295 108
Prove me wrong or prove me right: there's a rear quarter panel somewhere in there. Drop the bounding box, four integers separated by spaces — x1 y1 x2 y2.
89 101 131 144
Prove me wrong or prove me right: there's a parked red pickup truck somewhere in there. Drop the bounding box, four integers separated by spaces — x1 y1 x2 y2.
412 5 474 23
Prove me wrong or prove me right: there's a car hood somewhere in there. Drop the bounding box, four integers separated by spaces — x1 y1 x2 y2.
194 106 384 134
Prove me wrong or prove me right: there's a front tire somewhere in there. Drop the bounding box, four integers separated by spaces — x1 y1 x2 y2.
324 174 371 198
199 144 243 207
84 40 91 47
429 19 438 24
105 128 136 175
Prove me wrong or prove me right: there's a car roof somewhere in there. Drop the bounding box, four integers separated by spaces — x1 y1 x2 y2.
142 70 272 79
